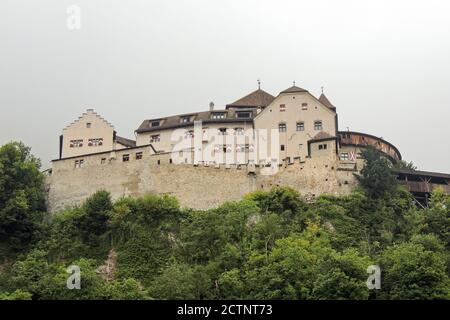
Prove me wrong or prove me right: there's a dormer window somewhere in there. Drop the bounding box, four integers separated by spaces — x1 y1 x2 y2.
236 111 251 119
151 120 160 127
211 112 226 119
180 116 191 123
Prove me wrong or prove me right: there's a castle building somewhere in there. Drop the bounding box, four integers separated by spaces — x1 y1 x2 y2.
57 85 401 165
47 83 408 213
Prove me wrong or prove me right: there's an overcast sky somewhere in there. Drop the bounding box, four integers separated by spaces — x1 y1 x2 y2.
1 0 449 172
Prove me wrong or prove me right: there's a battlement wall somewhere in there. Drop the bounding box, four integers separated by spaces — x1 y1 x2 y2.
46 146 358 213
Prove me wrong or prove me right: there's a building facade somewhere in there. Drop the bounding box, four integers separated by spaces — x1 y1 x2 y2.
47 83 405 212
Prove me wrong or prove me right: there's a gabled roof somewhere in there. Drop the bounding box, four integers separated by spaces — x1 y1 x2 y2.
63 109 114 131
226 89 275 109
310 131 336 141
115 136 136 148
136 109 257 133
319 93 336 111
280 85 309 94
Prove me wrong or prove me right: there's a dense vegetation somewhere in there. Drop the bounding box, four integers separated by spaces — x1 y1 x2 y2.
0 142 449 300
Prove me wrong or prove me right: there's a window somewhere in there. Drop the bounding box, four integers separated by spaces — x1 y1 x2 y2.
123 154 130 162
151 121 160 127
296 122 305 131
70 139 83 148
314 120 323 131
86 123 91 128
150 134 160 143
302 103 308 110
340 152 349 161
88 138 103 147
218 128 227 135
135 152 143 160
101 158 106 164
279 123 287 132
280 104 286 112
211 112 226 119
185 130 194 139
236 144 250 152
236 112 251 118
318 144 327 150
234 127 244 135
280 144 285 151
299 144 303 150
180 116 191 123
74 159 84 168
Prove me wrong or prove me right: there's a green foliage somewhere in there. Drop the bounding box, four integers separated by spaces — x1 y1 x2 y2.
393 160 418 171
355 145 398 199
0 289 32 300
379 241 450 299
76 190 113 246
0 143 449 300
0 142 45 249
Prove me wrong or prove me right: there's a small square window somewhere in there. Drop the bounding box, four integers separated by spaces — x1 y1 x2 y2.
74 159 84 168
236 112 251 118
280 145 285 151
180 116 191 123
185 130 194 139
86 123 91 128
340 153 349 161
123 154 130 162
150 135 160 143
302 103 308 110
279 123 287 132
101 158 106 164
234 128 244 135
211 112 226 119
314 121 323 131
136 152 143 160
296 122 304 131
280 104 286 112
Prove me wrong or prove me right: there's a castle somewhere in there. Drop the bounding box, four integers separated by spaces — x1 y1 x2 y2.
46 83 406 212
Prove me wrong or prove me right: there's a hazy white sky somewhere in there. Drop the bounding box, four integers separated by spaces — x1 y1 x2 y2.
1 0 449 172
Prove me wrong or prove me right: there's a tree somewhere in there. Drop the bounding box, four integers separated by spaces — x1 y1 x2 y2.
76 190 113 245
311 249 372 300
423 187 450 248
393 160 417 171
379 242 450 299
0 289 32 300
355 145 398 199
0 142 46 249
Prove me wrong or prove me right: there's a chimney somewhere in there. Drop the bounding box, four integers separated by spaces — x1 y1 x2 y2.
209 102 214 111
